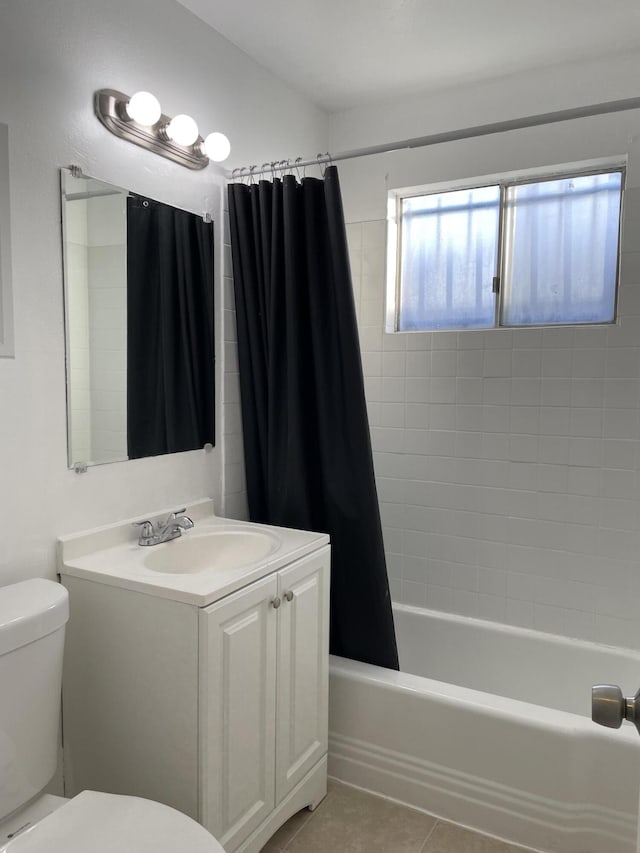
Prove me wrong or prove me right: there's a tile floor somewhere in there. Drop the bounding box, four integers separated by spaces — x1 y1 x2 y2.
261 780 531 852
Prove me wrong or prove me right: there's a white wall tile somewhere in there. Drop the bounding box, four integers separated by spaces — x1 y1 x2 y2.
604 379 640 409
406 351 431 376
405 377 430 403
348 210 640 650
431 350 457 376
381 377 405 403
606 347 640 379
567 437 601 468
603 408 639 440
603 439 638 469
405 403 429 428
382 351 406 376
571 379 604 408
540 378 571 406
512 349 542 377
483 349 512 377
541 349 572 378
572 348 606 379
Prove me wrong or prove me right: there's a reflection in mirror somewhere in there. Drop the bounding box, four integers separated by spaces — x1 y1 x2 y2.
0 122 14 357
61 169 215 469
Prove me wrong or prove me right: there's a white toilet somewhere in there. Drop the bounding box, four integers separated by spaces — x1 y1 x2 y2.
0 578 226 852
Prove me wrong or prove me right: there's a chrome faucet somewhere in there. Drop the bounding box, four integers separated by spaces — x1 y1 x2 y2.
134 508 194 546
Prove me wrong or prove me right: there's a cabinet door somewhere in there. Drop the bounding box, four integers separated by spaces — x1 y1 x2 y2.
199 574 278 852
276 546 330 802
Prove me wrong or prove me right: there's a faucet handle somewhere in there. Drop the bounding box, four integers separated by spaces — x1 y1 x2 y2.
170 508 193 524
132 520 155 543
163 508 187 522
160 508 194 531
158 506 187 527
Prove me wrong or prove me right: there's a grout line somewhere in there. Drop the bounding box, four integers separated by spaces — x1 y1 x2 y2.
417 818 440 853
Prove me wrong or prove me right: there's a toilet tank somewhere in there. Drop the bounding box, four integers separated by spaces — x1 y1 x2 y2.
0 579 69 822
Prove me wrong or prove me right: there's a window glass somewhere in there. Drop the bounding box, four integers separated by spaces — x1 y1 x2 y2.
501 172 622 326
398 186 500 331
389 165 624 333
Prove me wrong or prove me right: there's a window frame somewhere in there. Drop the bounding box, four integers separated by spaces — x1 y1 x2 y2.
385 158 626 334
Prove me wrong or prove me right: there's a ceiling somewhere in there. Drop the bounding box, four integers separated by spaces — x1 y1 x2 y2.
176 0 640 113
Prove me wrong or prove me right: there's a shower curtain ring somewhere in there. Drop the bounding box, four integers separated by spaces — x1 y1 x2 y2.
294 157 303 182
317 153 327 178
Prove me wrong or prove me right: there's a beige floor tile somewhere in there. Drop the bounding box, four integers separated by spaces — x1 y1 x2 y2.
285 781 437 853
261 807 314 851
422 821 528 853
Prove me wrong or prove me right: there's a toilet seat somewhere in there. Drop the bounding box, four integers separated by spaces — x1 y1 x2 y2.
4 790 225 853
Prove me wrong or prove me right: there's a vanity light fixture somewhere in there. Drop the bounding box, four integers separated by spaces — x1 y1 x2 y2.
125 91 162 126
166 113 200 147
94 89 231 170
202 131 231 162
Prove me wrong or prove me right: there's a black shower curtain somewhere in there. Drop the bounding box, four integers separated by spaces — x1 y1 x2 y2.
228 166 398 670
127 195 214 459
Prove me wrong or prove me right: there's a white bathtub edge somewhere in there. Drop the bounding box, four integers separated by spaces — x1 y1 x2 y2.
328 649 639 853
329 654 636 739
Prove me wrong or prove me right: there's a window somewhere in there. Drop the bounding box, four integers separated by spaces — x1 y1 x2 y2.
386 162 624 332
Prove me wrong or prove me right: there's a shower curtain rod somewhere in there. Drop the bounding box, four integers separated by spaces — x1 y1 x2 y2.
228 96 640 179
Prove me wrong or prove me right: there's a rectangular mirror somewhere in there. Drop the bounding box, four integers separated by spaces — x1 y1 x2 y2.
61 168 215 469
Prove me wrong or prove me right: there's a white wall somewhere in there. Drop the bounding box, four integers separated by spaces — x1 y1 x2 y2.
0 0 326 586
333 54 640 649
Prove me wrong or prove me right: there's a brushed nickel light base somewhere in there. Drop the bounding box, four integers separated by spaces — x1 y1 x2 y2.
94 89 209 171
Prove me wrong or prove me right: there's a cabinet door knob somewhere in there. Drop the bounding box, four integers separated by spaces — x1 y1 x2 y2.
283 590 294 602
271 596 281 609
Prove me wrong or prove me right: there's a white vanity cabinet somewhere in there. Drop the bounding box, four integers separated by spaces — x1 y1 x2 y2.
200 549 329 851
59 507 330 853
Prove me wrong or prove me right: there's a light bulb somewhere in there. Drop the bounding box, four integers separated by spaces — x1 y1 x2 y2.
203 132 231 162
166 114 199 146
126 91 161 126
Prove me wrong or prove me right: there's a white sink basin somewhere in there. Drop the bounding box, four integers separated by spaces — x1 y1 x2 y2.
143 529 280 575
58 500 330 606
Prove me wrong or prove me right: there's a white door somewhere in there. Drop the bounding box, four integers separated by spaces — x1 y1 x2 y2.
275 546 330 802
199 574 278 852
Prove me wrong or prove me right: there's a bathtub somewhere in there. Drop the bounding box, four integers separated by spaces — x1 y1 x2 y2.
328 604 640 853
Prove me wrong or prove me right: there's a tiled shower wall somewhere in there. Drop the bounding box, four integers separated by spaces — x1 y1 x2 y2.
347 187 640 650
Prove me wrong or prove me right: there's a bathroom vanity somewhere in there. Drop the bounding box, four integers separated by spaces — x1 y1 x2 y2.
58 500 330 853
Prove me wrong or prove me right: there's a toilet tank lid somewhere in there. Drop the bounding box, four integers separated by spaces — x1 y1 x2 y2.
0 579 69 657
